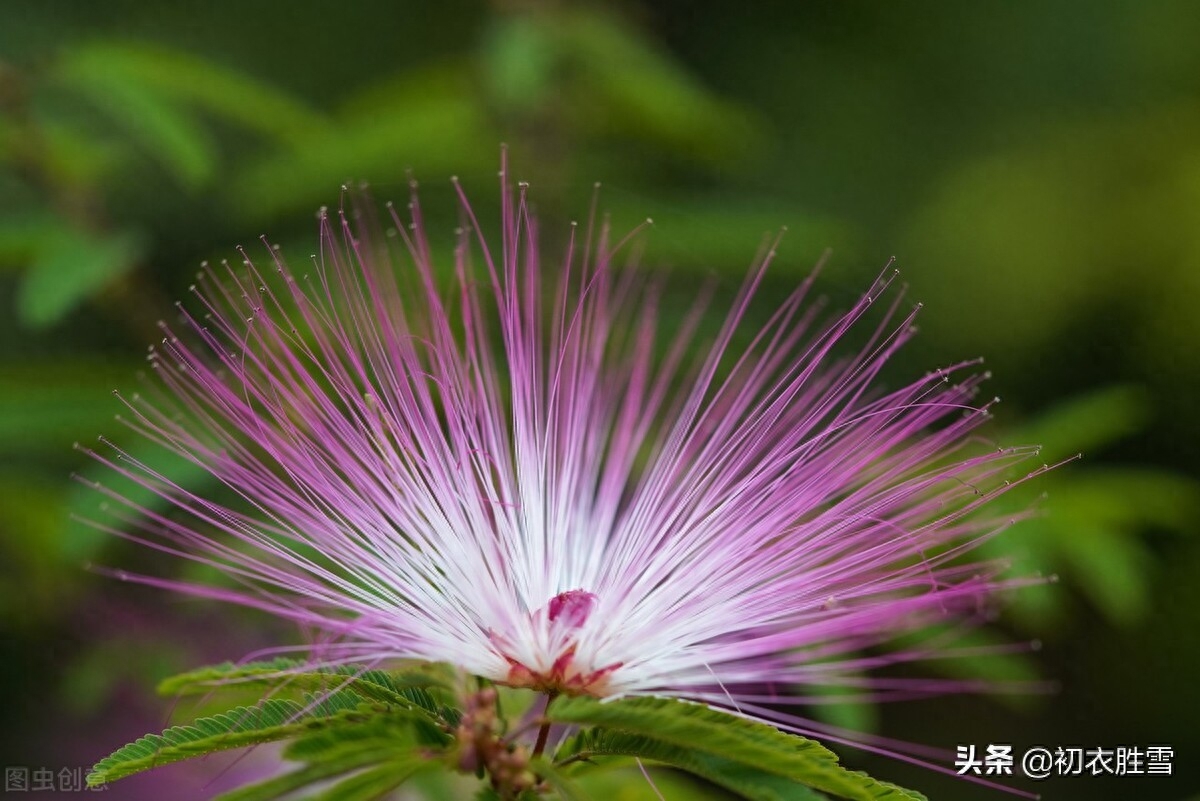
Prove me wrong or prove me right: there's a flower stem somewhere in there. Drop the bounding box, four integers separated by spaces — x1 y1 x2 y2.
531 691 558 759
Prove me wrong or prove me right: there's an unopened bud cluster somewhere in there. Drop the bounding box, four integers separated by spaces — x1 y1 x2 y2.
454 687 543 797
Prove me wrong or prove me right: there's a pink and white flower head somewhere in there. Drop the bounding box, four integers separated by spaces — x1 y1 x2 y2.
84 155 1049 744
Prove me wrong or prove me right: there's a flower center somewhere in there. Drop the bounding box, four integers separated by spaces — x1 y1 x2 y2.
497 589 622 696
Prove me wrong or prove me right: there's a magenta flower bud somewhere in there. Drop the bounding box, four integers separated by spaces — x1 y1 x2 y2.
546 589 597 629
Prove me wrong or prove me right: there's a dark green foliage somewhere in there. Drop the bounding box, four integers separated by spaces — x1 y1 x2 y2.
217 714 444 801
551 696 927 801
89 661 461 790
87 697 377 786
90 660 929 800
158 657 460 723
564 730 830 801
238 755 437 801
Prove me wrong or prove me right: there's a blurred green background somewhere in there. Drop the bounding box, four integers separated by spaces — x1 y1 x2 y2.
1 2 1197 799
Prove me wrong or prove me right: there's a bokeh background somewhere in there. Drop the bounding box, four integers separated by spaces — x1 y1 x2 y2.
1 2 1198 799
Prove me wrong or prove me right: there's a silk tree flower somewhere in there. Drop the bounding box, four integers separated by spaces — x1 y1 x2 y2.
83 161 1047 774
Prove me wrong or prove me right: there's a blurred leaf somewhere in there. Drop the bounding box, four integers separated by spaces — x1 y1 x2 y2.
899 139 1103 357
1052 520 1150 624
300 756 437 801
885 624 1043 717
981 387 1199 629
37 118 126 185
0 363 131 451
0 117 18 163
213 751 407 801
480 7 763 163
556 8 762 162
1063 467 1200 531
0 476 66 621
64 42 329 147
531 757 592 801
904 627 1041 690
1006 384 1150 462
232 65 493 219
0 212 63 267
573 764 731 800
1042 468 1200 535
603 194 848 272
1005 468 1198 627
1002 581 1064 632
405 768 477 800
807 672 880 736
60 639 183 715
0 477 62 565
236 753 470 801
483 15 558 111
18 226 144 327
57 54 217 187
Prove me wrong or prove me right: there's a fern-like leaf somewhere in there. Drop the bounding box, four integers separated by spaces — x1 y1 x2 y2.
159 659 455 711
550 697 926 801
87 694 431 788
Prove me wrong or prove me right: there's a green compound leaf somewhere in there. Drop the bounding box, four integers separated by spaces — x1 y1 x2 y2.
310 757 440 801
87 696 355 786
158 657 457 720
283 709 427 760
528 756 591 801
563 729 828 801
101 660 465 797
213 757 389 801
216 714 443 801
224 753 438 801
87 690 444 788
549 696 926 801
